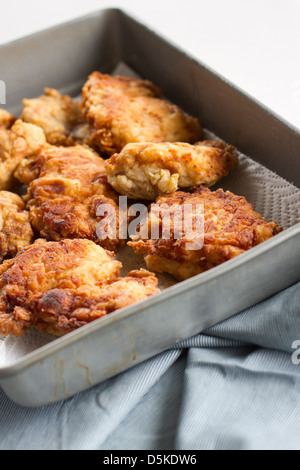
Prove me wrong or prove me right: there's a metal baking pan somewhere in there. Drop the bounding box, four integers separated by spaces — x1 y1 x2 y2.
0 8 300 407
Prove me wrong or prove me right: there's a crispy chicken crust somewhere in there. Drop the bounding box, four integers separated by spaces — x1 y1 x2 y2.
21 88 91 147
81 72 202 155
0 191 33 262
0 239 159 337
21 144 125 251
0 109 15 129
0 119 46 190
128 186 283 281
105 141 238 200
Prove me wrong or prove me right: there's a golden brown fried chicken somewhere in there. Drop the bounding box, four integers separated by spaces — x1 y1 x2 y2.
81 72 202 155
105 141 238 200
21 88 91 147
0 239 159 337
0 109 15 129
0 119 46 190
0 191 33 262
20 144 125 251
128 186 283 281
36 268 160 336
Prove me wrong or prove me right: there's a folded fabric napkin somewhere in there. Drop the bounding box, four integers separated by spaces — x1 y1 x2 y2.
1 281 300 450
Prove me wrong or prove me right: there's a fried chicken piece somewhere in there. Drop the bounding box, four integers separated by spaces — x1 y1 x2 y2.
0 109 15 129
81 72 202 155
20 88 91 147
21 144 125 251
128 186 283 281
0 191 34 262
105 141 238 200
0 239 159 337
0 119 46 190
36 268 160 336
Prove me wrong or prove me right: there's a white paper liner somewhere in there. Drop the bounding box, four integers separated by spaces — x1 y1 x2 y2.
0 62 299 366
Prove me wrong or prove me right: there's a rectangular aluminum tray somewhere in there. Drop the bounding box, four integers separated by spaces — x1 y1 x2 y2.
0 8 300 407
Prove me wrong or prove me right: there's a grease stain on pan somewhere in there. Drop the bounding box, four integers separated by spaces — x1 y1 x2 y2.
103 332 138 378
53 357 68 398
75 359 92 387
130 331 137 361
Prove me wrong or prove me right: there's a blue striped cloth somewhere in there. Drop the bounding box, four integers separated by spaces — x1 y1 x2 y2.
1 282 300 450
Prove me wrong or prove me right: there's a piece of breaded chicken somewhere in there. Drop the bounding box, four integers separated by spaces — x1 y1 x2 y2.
81 72 202 155
0 239 159 337
0 119 46 190
128 186 283 281
21 88 91 147
105 141 238 200
0 109 15 129
19 144 125 251
0 191 34 262
36 268 160 336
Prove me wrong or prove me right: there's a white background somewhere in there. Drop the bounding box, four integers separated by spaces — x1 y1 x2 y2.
1 0 299 129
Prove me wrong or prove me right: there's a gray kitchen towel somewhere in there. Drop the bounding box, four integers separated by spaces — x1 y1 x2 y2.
1 282 300 450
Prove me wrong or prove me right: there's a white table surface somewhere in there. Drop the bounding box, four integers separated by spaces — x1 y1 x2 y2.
0 0 299 130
